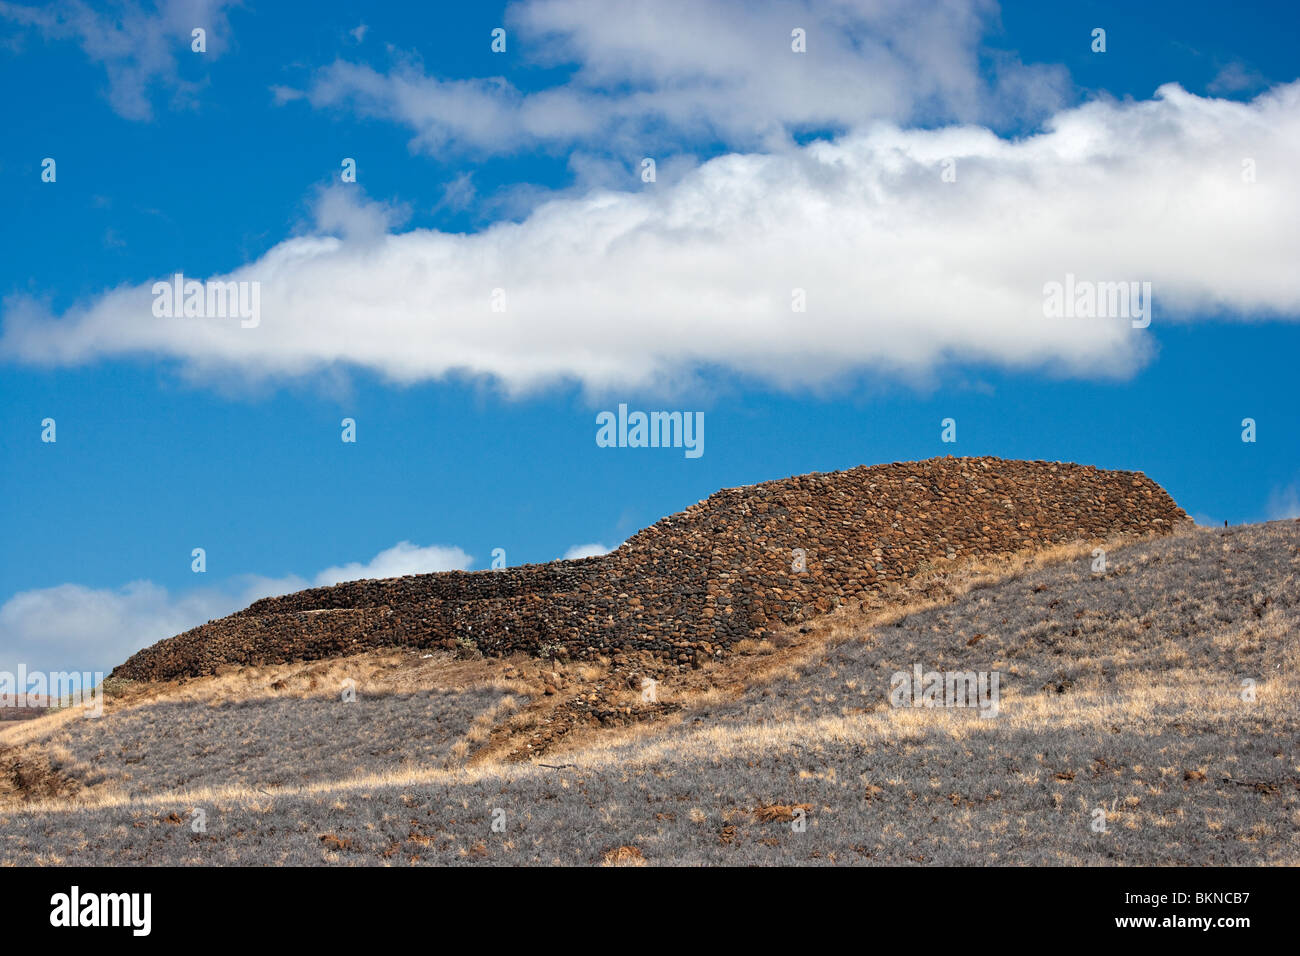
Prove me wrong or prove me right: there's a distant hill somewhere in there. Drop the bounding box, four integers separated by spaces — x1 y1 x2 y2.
0 697 51 722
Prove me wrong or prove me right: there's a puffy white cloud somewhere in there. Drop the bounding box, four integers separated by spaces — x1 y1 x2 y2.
312 541 473 586
298 0 1066 156
562 542 611 560
0 0 237 120
0 580 234 678
5 83 1299 395
0 542 472 676
307 184 411 244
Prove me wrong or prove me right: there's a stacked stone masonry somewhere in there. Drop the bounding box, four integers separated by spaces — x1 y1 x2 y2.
112 456 1189 681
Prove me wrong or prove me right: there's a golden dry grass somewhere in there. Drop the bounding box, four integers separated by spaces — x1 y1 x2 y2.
0 520 1294 865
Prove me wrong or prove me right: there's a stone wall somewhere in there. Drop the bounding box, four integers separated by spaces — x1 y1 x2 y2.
111 457 1189 681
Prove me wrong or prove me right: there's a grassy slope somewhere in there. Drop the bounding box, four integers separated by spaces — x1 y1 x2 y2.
1 521 1295 865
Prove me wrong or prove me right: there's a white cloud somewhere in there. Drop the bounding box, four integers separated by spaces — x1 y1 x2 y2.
270 84 306 105
1207 61 1267 96
562 542 610 560
312 541 473 586
1266 483 1300 521
0 0 237 121
6 83 1300 395
308 183 411 244
297 0 1066 157
0 580 237 678
434 172 477 214
0 542 471 676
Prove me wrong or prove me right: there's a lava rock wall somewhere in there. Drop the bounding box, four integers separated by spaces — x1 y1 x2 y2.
112 457 1188 681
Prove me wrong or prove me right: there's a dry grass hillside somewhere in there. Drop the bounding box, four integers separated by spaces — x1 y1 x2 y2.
1 520 1295 866
111 456 1187 681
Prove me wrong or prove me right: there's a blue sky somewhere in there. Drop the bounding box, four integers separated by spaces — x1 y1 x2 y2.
1 0 1297 676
